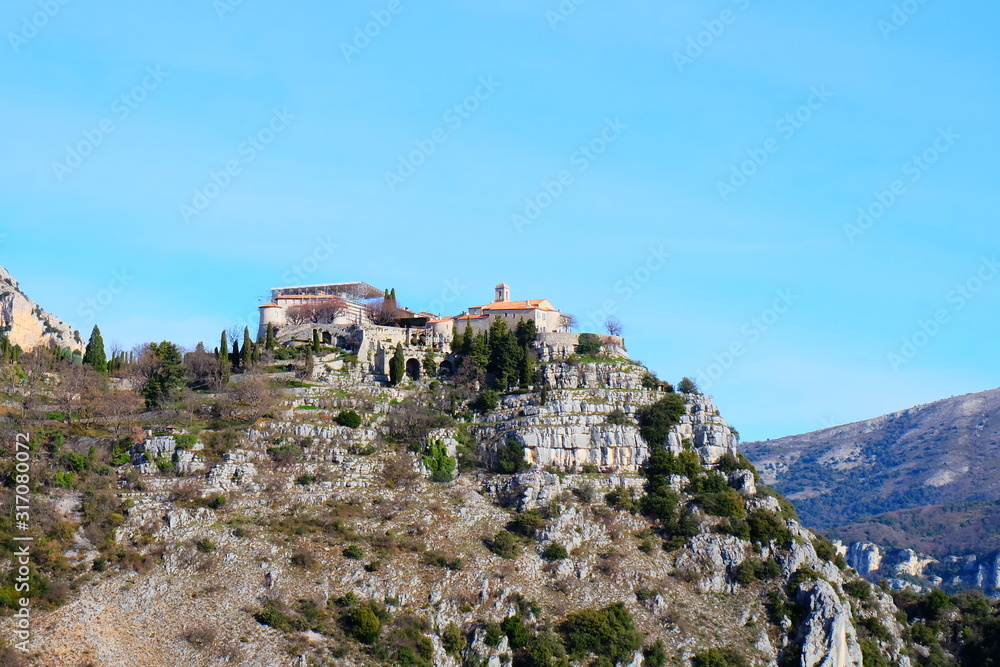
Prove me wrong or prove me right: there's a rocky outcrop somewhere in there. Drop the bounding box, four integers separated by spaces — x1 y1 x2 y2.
845 542 882 576
796 580 863 667
476 365 738 473
0 265 82 352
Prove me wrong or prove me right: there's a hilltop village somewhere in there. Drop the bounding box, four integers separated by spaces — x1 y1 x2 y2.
256 281 621 382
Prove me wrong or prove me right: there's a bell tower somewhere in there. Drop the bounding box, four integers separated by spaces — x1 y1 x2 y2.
495 282 510 303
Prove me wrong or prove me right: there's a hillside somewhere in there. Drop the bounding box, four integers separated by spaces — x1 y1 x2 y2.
0 327 929 666
741 388 1000 557
0 265 82 353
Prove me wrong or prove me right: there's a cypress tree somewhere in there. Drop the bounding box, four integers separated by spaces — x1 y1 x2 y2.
265 322 277 350
312 329 321 355
231 337 240 371
82 325 108 374
218 331 231 385
241 327 253 369
389 343 405 386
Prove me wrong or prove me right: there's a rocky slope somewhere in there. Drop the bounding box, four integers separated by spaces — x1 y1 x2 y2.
1 356 915 666
0 265 82 352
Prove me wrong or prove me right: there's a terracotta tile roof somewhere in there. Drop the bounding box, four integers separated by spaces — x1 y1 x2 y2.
258 302 280 308
472 299 557 312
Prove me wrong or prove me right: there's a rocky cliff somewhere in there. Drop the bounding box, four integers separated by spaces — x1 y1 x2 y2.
0 265 82 352
0 355 915 666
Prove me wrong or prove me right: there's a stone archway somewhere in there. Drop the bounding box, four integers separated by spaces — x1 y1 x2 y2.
438 359 454 375
405 358 421 380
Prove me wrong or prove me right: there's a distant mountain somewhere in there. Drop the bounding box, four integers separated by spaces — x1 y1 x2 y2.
742 388 1000 557
0 265 82 352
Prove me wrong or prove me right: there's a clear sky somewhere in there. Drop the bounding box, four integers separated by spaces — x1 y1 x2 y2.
2 0 997 442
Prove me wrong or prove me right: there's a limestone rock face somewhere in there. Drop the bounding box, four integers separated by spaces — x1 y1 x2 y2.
796 580 864 667
476 363 738 473
0 265 82 352
675 533 751 593
845 542 882 576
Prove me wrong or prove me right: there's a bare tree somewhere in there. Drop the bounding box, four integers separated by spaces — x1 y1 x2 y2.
233 374 277 421
285 297 349 325
52 363 103 423
366 298 405 326
559 313 578 332
99 390 143 435
184 343 218 386
604 316 623 337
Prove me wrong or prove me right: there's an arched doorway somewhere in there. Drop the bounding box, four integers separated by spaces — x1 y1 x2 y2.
438 359 454 375
405 358 421 380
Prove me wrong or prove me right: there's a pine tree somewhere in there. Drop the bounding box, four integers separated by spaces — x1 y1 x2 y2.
218 330 231 385
143 341 186 408
389 343 405 386
487 318 520 390
241 327 253 369
82 325 108 374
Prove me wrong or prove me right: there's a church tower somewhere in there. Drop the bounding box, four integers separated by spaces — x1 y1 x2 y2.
495 282 510 303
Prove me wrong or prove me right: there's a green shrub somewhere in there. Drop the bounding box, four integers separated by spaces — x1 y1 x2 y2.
110 452 131 466
344 602 383 644
512 510 547 538
605 486 638 513
422 439 457 482
558 603 642 665
489 530 520 559
577 333 603 356
859 640 890 667
605 408 632 426
542 542 569 561
735 560 760 586
746 510 793 548
636 394 687 446
336 410 362 428
343 544 364 560
474 389 499 412
697 489 745 518
789 566 821 592
195 538 215 553
844 579 872 603
643 640 667 667
497 438 528 474
812 535 838 562
441 622 467 657
256 599 294 632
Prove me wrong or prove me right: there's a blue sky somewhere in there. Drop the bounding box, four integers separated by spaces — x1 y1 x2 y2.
2 0 998 441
